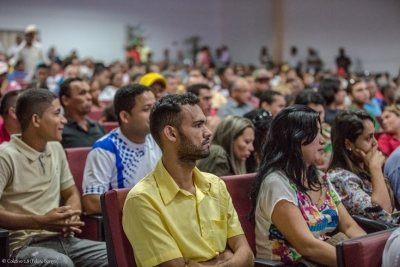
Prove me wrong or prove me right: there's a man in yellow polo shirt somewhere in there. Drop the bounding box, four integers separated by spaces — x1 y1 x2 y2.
123 93 254 267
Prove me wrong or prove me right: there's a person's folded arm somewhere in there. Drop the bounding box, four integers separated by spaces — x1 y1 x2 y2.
82 148 115 215
337 203 366 238
272 200 337 267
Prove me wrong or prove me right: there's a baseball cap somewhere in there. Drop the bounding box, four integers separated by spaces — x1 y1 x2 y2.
139 73 166 87
25 24 37 34
0 62 8 75
253 69 271 80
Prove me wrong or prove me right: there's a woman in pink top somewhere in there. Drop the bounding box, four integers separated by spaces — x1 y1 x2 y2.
379 105 400 156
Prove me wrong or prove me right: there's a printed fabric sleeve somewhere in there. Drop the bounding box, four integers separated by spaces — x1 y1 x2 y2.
82 148 115 195
329 168 396 223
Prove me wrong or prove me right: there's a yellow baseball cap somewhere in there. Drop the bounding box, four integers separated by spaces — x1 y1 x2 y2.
139 73 166 87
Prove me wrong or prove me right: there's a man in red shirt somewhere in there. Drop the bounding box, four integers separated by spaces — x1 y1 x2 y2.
0 90 22 144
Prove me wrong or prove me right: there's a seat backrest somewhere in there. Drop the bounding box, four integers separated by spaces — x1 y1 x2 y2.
220 173 257 254
102 122 119 133
101 189 135 267
336 228 395 267
87 110 103 121
65 147 91 196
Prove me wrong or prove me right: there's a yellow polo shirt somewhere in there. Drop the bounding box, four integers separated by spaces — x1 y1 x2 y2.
123 159 243 267
0 135 75 254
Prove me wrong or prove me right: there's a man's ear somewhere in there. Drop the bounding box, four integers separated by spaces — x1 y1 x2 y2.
61 95 69 107
261 102 269 111
8 107 17 120
163 126 178 142
31 114 41 128
119 111 130 125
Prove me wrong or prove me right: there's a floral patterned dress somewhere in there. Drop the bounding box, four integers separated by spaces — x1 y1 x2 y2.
255 171 341 265
328 167 396 224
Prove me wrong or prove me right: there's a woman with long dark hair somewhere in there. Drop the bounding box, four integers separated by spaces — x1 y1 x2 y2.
327 110 398 223
250 105 364 266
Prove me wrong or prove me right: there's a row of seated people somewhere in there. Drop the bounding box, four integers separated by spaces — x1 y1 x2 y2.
1 82 400 265
68 93 400 266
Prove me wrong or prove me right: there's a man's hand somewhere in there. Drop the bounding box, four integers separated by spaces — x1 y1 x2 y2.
37 205 84 234
187 249 234 266
63 214 82 237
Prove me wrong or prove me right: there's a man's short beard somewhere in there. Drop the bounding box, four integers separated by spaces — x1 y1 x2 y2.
177 127 210 161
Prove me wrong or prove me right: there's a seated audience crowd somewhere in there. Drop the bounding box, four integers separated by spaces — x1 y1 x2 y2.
0 22 400 266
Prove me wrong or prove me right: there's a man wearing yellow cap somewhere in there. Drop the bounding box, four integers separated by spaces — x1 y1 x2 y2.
139 72 167 100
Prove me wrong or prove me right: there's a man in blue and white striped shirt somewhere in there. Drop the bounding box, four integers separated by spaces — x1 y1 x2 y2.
82 84 161 215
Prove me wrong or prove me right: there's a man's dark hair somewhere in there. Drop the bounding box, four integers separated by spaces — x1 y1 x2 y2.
294 89 324 106
217 66 228 77
102 105 118 122
150 93 199 148
190 68 207 78
36 63 49 70
59 77 83 105
16 89 57 131
114 84 152 124
93 64 107 76
259 90 282 108
380 83 392 96
318 77 341 105
0 90 23 117
187 83 210 96
26 81 49 90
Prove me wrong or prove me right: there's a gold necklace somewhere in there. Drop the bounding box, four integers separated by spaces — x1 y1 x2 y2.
314 187 324 205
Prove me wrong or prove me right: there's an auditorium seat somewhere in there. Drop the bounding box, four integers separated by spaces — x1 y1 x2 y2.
101 189 134 267
65 147 104 241
87 110 103 121
336 228 395 267
220 173 284 267
102 121 118 133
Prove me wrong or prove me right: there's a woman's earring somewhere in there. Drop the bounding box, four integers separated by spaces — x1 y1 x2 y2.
348 148 352 152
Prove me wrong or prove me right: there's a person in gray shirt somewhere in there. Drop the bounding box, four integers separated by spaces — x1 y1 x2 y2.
218 77 254 118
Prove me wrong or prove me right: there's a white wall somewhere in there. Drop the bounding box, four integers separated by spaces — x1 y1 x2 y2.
283 0 400 75
1 0 399 75
0 0 224 64
220 0 272 65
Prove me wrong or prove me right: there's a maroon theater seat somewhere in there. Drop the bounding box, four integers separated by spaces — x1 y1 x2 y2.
102 121 118 133
101 189 135 267
336 228 395 267
65 147 104 241
87 110 103 121
220 173 283 267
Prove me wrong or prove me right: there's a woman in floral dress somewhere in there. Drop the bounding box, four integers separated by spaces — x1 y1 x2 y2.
250 105 365 266
327 110 397 224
